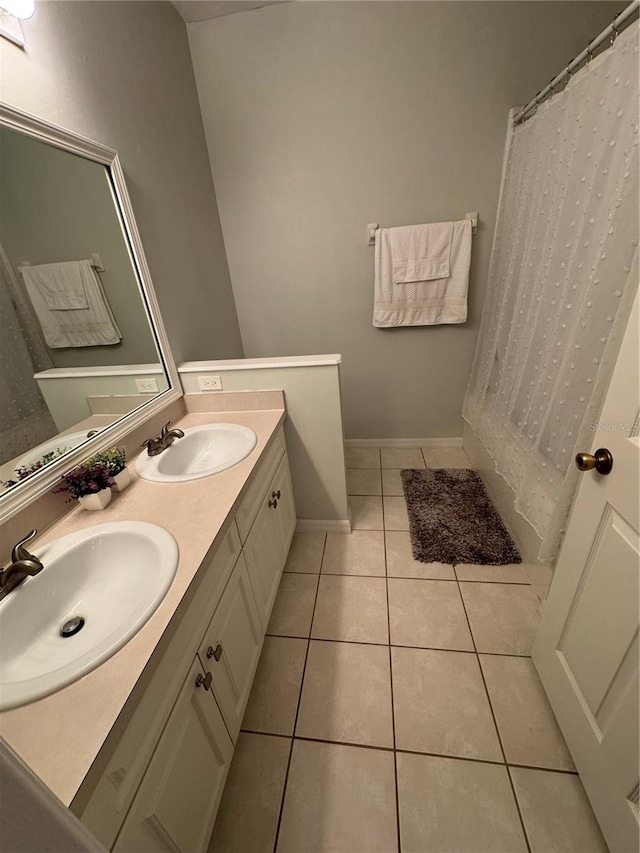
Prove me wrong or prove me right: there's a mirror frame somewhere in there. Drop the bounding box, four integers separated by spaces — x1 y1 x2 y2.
0 102 182 523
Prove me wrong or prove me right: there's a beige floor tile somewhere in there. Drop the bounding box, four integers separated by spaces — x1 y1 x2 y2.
311 575 389 644
277 740 397 853
321 530 385 576
421 446 471 468
350 495 384 530
267 574 319 637
296 641 393 747
510 767 608 853
481 655 575 771
386 531 455 580
524 562 554 586
455 563 531 584
388 578 473 650
460 582 540 655
392 647 502 760
532 584 549 603
345 446 380 468
381 447 425 469
346 467 382 495
382 468 404 496
209 732 290 853
397 753 527 852
241 637 307 735
383 496 410 530
284 532 325 574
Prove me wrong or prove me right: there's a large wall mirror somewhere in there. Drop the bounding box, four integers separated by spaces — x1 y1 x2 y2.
0 104 181 520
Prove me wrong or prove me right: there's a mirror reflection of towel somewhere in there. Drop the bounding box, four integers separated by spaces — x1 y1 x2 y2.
20 260 122 348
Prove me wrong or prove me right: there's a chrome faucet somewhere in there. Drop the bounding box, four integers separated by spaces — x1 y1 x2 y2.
142 422 185 457
0 529 44 601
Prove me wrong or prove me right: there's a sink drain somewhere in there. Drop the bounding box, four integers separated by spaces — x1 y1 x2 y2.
60 616 85 638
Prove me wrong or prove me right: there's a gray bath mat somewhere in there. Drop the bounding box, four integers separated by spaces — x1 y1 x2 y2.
401 468 522 565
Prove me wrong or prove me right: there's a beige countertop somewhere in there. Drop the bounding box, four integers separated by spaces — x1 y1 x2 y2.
0 404 285 806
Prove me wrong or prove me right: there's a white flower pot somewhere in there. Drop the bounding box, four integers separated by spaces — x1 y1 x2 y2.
78 488 112 511
111 468 131 493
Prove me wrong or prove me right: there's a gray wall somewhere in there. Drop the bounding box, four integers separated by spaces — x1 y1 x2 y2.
0 128 159 368
188 1 624 438
1 0 243 366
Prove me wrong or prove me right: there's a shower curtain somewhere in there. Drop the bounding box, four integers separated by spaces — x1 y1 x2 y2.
463 23 639 562
0 248 56 467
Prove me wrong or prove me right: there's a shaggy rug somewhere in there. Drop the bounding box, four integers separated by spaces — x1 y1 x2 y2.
401 468 522 565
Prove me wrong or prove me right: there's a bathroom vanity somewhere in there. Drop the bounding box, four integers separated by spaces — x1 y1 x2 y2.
0 100 321 853
0 401 296 852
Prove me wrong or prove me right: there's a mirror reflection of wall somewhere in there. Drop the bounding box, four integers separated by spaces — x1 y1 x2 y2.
0 126 159 368
0 124 169 490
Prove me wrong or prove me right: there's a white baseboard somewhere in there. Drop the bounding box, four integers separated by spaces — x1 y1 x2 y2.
344 437 463 448
296 518 352 534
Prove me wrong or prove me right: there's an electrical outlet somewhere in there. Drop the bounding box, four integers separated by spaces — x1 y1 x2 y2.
135 377 159 393
198 375 223 392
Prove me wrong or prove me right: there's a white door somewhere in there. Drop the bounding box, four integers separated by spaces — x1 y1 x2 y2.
198 553 264 741
244 491 287 628
533 291 639 853
272 452 297 558
114 657 234 853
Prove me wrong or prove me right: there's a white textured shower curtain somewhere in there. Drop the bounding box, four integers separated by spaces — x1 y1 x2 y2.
463 24 639 562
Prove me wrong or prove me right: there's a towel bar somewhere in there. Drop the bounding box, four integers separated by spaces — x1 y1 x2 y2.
19 254 106 272
366 212 478 245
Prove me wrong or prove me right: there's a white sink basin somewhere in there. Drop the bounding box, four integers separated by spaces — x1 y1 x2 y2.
135 424 257 483
14 430 93 474
0 521 178 711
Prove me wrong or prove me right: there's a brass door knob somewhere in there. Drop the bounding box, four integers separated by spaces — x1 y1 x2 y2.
575 448 613 475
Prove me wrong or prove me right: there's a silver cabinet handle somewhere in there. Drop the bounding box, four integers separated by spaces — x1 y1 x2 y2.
195 671 213 690
207 643 223 662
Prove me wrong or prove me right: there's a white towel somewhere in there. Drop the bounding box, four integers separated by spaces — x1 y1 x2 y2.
392 221 453 283
20 260 122 348
373 220 472 327
19 261 89 310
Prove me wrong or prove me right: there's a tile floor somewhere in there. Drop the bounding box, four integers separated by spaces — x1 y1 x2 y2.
210 447 608 853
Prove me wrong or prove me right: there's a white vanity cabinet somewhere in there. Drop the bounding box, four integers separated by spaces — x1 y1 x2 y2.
80 426 296 853
113 657 234 853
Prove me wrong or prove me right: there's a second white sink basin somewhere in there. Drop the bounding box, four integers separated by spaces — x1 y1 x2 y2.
0 521 178 711
14 430 93 474
136 424 257 483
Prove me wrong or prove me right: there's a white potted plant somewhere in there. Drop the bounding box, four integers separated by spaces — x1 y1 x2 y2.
96 447 130 492
58 460 113 510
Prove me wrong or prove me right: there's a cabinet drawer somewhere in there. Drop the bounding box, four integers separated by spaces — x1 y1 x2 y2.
235 427 285 542
197 553 263 742
80 523 241 849
113 657 233 853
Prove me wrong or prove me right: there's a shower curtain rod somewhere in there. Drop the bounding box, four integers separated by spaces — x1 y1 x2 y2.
514 0 639 125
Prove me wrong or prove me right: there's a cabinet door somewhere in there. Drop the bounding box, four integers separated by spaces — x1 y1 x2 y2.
114 658 233 853
271 453 296 556
243 495 284 629
197 554 263 741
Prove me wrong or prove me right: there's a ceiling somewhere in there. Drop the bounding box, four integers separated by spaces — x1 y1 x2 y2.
172 1 290 23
